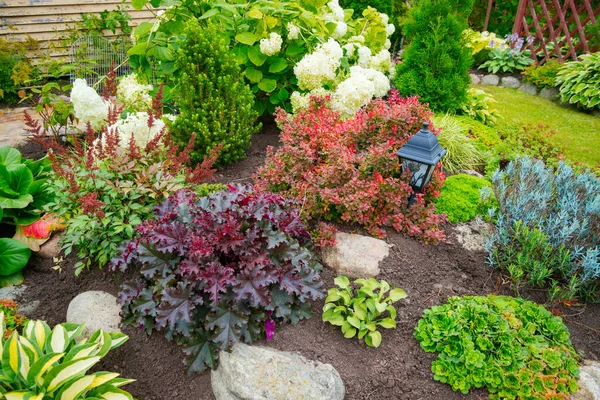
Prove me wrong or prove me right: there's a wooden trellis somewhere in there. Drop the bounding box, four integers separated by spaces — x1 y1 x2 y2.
512 0 600 64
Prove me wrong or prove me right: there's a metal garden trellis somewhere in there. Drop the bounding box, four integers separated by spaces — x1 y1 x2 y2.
484 0 600 64
70 35 132 88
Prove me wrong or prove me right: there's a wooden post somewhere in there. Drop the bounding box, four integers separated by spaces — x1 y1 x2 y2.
512 0 529 34
484 0 494 31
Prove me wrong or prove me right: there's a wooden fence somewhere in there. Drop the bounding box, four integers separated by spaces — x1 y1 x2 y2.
0 0 156 60
512 0 599 64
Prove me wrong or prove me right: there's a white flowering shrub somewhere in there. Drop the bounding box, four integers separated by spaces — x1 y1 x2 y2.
116 74 153 111
128 0 393 116
70 79 109 129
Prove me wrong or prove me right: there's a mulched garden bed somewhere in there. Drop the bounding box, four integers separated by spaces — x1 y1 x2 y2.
15 122 600 400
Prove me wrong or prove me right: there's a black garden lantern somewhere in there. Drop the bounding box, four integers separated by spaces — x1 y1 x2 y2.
396 122 447 201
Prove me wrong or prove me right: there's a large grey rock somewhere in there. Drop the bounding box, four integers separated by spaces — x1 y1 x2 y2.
572 360 600 400
321 232 389 278
500 76 521 88
0 285 27 301
453 220 493 252
470 73 481 84
482 74 500 86
212 343 344 400
540 87 560 101
518 83 538 95
67 291 121 337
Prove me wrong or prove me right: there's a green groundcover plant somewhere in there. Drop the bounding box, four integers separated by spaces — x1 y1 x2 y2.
415 295 579 399
522 59 562 89
433 174 497 223
322 276 406 347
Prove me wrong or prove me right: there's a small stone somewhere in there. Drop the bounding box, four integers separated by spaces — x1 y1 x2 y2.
18 300 40 316
461 274 468 280
321 232 389 278
462 169 484 179
433 283 444 290
0 285 27 301
469 74 481 84
539 87 560 101
66 291 121 338
518 83 538 95
211 343 344 400
500 76 521 88
482 74 500 86
572 360 600 400
37 234 61 259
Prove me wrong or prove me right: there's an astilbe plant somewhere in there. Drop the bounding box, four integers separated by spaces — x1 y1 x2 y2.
24 73 222 274
255 93 447 243
111 185 324 373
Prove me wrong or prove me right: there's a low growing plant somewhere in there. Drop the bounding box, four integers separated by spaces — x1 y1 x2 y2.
433 174 497 223
0 299 27 339
460 88 499 126
322 276 406 347
487 157 600 302
0 313 134 399
112 185 324 373
480 34 534 73
556 52 600 109
522 59 562 89
433 114 485 174
255 93 447 243
415 295 579 398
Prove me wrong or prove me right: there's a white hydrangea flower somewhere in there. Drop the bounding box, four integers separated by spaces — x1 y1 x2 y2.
260 32 283 56
70 79 108 129
357 46 372 68
385 39 392 49
331 66 390 118
328 0 345 21
343 43 356 57
380 13 389 25
162 113 177 123
352 66 390 97
348 35 365 44
287 23 300 40
333 21 348 39
386 23 395 37
294 39 342 90
109 112 165 149
116 74 153 112
369 49 392 74
290 91 310 112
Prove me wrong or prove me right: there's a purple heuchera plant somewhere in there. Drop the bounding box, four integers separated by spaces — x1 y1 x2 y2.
112 184 324 373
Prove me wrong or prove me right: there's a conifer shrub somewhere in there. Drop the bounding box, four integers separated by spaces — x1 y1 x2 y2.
340 0 393 17
171 19 261 166
434 174 497 223
393 0 474 112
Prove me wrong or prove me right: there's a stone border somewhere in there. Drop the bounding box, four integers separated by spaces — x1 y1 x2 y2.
469 72 600 118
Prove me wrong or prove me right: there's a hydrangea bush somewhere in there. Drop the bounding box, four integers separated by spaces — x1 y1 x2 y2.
112 185 324 373
255 93 447 243
128 0 394 115
486 157 600 301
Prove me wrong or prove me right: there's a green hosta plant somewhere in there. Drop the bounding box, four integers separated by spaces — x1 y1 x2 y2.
415 295 579 399
322 276 407 348
0 313 134 399
460 88 499 126
556 52 600 109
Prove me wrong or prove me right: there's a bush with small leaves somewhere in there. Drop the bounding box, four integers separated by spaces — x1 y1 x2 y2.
171 19 261 165
322 276 406 347
433 174 497 223
415 295 579 399
112 184 324 373
522 59 562 89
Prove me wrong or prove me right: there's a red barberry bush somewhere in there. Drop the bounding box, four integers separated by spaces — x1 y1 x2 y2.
255 93 447 243
112 185 324 373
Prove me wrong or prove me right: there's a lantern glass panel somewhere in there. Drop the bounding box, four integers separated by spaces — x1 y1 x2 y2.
402 159 434 191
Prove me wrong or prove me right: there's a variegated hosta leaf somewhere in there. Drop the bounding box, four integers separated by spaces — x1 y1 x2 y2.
88 385 134 400
47 325 69 354
27 352 65 387
2 333 20 380
55 374 95 400
42 356 101 393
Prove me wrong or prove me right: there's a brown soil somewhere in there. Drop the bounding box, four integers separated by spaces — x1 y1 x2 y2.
16 123 600 400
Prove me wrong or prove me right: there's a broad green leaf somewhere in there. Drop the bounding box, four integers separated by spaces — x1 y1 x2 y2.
388 288 407 302
155 46 174 62
0 239 30 277
285 42 305 56
248 46 267 66
232 46 248 64
198 8 219 20
86 372 120 390
127 42 149 57
247 8 263 19
235 32 258 46
277 88 289 101
2 333 20 379
347 315 361 329
108 333 128 349
48 325 69 354
377 318 397 329
365 331 382 347
0 147 22 167
56 374 95 400
0 272 24 288
334 276 350 289
244 68 263 83
343 326 356 338
268 58 288 73
27 352 64 387
43 356 101 393
131 0 147 10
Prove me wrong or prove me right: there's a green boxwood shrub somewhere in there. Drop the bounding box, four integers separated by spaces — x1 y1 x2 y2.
394 0 474 112
171 19 261 165
415 295 580 399
433 174 497 223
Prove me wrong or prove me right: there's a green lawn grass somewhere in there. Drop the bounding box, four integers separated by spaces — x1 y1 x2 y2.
478 85 600 168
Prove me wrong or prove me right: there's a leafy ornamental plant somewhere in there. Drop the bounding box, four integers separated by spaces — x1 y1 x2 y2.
322 276 406 347
26 75 222 275
255 93 447 244
433 174 497 223
432 114 485 174
394 0 474 112
128 0 394 115
112 185 324 373
415 295 579 399
0 299 27 339
522 59 562 89
171 19 260 166
0 313 134 399
555 52 600 109
460 88 499 126
487 157 600 302
480 33 535 73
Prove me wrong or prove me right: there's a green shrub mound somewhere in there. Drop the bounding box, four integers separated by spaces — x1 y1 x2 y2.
434 174 496 223
522 60 562 89
171 19 261 166
556 52 600 110
415 295 579 399
394 0 474 112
